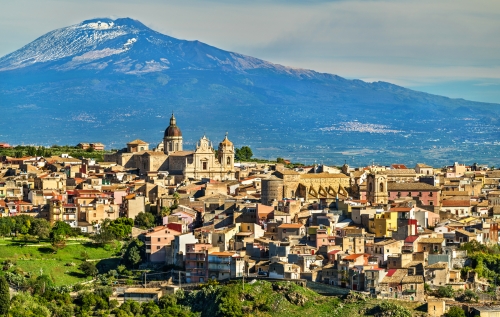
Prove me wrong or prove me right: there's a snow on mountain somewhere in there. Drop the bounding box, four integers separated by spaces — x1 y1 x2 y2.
0 17 315 77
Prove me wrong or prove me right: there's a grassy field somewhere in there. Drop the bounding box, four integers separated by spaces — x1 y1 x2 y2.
221 280 427 317
0 238 120 286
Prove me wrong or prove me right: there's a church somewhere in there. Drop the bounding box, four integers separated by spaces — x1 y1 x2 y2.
105 114 236 182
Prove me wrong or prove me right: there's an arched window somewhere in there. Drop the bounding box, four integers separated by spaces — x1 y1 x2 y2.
379 182 384 192
227 157 231 165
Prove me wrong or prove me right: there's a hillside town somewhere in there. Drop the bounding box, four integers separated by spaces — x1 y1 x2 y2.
1 115 500 310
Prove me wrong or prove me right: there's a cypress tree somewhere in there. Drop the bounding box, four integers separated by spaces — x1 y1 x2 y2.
0 275 10 316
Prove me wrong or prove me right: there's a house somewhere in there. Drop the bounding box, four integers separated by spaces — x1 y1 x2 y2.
425 262 449 287
417 237 445 253
277 223 305 241
372 239 402 266
440 200 472 218
454 229 478 243
268 261 300 279
401 275 425 301
123 288 162 303
364 268 387 295
207 251 245 280
145 226 181 263
368 210 398 237
185 243 211 283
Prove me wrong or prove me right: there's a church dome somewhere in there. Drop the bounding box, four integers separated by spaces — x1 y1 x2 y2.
219 133 233 147
164 113 182 137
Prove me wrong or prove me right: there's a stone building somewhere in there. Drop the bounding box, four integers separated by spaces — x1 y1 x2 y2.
105 114 236 181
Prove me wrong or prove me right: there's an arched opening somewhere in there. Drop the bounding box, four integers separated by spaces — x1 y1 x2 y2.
227 157 231 165
379 182 384 192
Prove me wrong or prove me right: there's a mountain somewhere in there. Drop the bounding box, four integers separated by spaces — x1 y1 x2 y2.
0 17 499 166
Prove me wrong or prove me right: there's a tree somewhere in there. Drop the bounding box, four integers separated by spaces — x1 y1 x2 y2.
107 218 133 239
51 221 72 238
32 274 55 295
29 218 51 240
8 291 51 317
127 246 142 269
235 146 253 161
437 285 455 298
134 212 156 229
276 157 285 163
446 306 466 317
0 275 10 316
79 261 98 278
456 289 479 302
377 301 411 317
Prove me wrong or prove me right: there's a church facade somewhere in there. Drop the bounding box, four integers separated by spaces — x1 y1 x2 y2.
105 114 236 181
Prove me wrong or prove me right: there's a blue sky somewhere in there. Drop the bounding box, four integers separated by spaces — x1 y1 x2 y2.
1 0 500 103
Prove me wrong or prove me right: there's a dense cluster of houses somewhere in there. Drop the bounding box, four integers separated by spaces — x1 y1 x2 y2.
1 149 500 301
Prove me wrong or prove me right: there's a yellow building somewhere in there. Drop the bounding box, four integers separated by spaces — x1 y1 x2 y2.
368 211 398 237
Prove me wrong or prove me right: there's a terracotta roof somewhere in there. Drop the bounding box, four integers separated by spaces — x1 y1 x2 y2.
300 173 349 179
127 139 149 145
405 235 419 243
390 207 412 213
374 239 398 246
279 223 304 229
419 237 445 244
210 251 236 257
442 200 471 207
402 275 424 283
343 254 364 260
168 151 194 157
388 183 440 191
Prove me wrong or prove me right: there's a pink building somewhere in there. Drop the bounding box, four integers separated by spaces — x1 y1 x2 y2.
145 226 181 263
185 243 211 283
316 229 336 248
387 183 440 207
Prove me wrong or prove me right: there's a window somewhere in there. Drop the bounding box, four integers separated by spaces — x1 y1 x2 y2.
227 157 231 165
156 246 160 250
202 162 207 170
158 238 161 242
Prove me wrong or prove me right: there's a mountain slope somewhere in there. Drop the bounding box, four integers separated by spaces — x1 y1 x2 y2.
0 17 498 166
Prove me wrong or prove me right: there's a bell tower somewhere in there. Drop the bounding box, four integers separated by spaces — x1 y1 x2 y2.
163 113 183 154
367 173 388 205
218 133 235 179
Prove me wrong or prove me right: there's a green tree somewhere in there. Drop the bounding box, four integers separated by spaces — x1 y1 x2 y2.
29 218 51 240
457 289 479 302
377 301 411 317
0 275 10 316
235 146 253 161
446 306 466 317
107 218 133 239
32 274 55 296
277 157 285 163
437 285 455 298
51 221 72 238
134 212 156 229
79 261 98 278
127 247 142 269
8 291 51 317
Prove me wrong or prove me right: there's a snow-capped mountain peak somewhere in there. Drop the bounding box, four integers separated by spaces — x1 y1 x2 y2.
0 17 313 77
